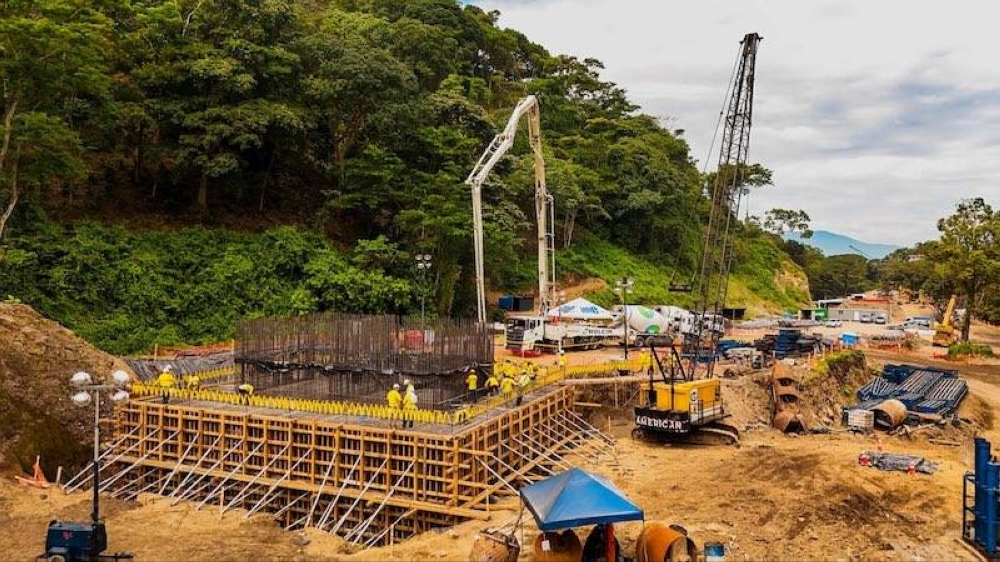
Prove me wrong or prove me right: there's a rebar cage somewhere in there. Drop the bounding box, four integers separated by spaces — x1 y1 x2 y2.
236 313 494 409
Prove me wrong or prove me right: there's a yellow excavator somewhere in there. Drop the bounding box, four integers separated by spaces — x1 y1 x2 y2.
632 343 739 445
932 294 959 347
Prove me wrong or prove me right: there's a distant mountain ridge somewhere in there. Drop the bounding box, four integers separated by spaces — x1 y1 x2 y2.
784 230 899 259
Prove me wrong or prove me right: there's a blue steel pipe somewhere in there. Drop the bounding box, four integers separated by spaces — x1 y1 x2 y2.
976 438 990 543
986 450 1000 555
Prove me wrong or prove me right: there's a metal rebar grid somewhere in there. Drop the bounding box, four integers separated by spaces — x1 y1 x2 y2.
235 313 493 407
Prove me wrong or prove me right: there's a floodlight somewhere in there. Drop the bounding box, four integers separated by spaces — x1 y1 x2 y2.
71 391 92 407
71 371 93 387
111 390 130 403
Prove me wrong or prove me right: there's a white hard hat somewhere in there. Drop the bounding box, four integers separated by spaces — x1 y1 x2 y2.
164 365 173 372
404 379 411 386
393 383 400 389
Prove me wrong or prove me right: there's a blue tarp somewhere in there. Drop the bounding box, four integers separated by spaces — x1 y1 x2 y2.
519 467 644 531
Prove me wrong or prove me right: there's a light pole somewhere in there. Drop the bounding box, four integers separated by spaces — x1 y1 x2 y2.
415 254 432 326
70 370 131 532
614 277 635 360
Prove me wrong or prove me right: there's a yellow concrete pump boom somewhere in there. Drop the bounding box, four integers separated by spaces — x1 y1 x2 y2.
464 95 554 324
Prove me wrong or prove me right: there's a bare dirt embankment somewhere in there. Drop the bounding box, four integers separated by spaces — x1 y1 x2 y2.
2 337 998 560
0 304 132 476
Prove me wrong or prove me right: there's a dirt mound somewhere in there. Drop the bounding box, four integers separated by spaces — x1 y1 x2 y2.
0 304 132 475
796 351 875 427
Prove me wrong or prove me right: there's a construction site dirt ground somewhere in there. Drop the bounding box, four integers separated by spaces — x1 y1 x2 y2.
3 340 1000 560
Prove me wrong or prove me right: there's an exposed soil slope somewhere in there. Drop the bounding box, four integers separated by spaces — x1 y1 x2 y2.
0 304 132 475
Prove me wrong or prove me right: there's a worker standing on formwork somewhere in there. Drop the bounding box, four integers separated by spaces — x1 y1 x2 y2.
402 385 417 429
386 383 402 426
558 349 567 372
500 373 515 401
466 368 479 403
486 371 500 396
157 366 176 404
237 382 254 405
516 369 531 406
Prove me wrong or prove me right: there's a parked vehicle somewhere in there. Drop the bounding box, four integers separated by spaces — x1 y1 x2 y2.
874 313 887 324
859 311 873 323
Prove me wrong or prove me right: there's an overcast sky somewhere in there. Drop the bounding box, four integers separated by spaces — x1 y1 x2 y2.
473 0 1000 246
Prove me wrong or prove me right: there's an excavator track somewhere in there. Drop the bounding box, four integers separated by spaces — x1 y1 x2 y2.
691 422 740 446
632 422 739 447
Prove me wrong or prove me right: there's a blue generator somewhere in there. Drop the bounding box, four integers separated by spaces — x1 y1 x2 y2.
964 438 1000 559
38 520 132 562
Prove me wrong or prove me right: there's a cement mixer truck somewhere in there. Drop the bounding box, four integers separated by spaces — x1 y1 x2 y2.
615 305 681 348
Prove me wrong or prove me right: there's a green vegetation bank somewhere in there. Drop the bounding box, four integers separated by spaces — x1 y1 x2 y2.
0 0 808 353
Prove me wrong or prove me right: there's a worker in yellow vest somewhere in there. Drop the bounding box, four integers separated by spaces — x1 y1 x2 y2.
402 384 417 428
516 370 531 406
466 368 479 403
558 349 567 372
387 383 402 410
486 371 500 396
156 366 176 404
500 373 515 400
237 382 254 405
639 349 653 374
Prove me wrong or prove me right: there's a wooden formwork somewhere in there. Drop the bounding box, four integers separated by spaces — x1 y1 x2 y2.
98 386 613 546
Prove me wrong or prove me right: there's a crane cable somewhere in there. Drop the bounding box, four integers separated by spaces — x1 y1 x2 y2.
666 51 741 292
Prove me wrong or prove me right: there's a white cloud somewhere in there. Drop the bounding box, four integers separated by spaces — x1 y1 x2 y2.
475 0 1000 245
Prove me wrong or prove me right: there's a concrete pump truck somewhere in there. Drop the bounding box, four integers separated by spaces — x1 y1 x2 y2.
465 96 615 352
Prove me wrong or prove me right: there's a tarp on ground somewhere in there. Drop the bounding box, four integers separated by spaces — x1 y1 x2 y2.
519 467 644 531
546 298 614 322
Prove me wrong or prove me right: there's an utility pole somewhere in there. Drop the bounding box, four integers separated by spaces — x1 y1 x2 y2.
615 277 634 360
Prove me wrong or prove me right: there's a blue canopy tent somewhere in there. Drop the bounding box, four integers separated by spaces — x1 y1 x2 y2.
519 467 644 531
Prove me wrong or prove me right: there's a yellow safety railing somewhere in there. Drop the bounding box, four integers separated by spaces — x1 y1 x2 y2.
188 364 238 382
131 381 457 425
131 357 648 426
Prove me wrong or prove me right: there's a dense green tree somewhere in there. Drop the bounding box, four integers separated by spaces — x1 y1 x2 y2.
808 254 869 299
0 0 112 242
925 198 999 341
763 208 813 238
0 0 815 348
